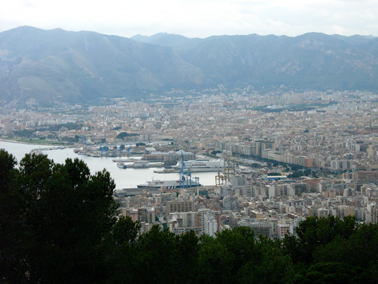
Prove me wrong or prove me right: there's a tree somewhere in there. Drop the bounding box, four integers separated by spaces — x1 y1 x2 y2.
0 151 118 283
0 150 27 282
0 149 17 193
288 171 301 178
197 234 234 284
238 237 294 284
116 132 138 140
313 222 378 269
116 132 129 140
130 226 180 284
176 230 200 284
107 217 142 284
215 227 257 278
283 216 357 265
295 262 363 284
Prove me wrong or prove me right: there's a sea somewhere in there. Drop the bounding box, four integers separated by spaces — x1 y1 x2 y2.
0 141 217 189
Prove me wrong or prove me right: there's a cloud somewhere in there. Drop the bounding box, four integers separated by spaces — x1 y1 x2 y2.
0 0 377 37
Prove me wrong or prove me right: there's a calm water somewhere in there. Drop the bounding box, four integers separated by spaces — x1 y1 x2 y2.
0 141 216 189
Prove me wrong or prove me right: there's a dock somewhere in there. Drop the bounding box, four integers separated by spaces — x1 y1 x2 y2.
114 187 161 197
153 169 180 173
126 162 164 168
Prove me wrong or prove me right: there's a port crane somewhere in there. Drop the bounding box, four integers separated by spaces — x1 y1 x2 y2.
179 150 199 188
215 151 237 186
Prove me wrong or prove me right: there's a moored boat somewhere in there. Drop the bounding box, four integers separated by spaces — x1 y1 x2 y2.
137 177 200 189
117 162 127 169
173 159 225 172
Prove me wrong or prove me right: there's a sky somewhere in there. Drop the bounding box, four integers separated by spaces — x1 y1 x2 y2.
1 0 378 38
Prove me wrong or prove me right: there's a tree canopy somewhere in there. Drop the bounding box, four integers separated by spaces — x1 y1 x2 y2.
0 150 119 283
1 149 378 283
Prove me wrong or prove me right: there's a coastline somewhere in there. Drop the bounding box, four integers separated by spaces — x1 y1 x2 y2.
1 141 217 188
0 138 70 147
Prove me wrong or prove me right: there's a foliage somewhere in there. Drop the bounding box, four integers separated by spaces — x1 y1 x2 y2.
12 129 35 138
283 216 357 265
0 150 118 283
295 262 363 284
1 149 378 283
238 237 294 284
43 123 84 131
288 171 302 178
251 163 261 168
116 132 138 140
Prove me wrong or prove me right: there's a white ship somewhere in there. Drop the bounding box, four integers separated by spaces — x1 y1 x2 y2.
117 162 127 169
137 177 200 189
133 161 149 168
173 159 225 172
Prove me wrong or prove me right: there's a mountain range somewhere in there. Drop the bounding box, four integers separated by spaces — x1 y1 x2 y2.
1 26 378 106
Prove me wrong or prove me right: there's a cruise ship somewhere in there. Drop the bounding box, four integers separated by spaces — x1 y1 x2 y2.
173 159 225 172
137 177 201 189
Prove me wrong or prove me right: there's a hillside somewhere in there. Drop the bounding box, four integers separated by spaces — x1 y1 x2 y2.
0 26 203 106
133 32 378 91
1 26 378 107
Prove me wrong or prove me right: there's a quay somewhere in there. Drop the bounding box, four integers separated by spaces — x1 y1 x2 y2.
114 187 161 197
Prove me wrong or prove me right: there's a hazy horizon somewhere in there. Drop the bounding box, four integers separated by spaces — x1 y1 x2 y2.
2 25 377 40
1 0 377 39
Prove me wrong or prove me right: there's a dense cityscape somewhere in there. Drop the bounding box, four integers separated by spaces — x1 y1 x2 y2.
3 0 378 282
2 87 378 238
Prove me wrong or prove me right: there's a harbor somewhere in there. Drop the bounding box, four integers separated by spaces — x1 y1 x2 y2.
1 141 218 189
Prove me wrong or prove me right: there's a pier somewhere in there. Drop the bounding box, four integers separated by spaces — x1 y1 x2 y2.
114 187 161 197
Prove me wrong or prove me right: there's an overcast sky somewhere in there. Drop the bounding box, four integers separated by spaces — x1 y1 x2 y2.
1 0 377 38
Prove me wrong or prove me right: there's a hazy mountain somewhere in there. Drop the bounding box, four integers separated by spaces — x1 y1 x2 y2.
131 33 202 52
134 32 378 91
358 38 378 58
1 26 378 107
0 26 204 106
332 34 376 46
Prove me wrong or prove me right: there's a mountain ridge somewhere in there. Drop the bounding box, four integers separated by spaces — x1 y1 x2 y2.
1 26 378 107
0 26 204 106
133 31 378 91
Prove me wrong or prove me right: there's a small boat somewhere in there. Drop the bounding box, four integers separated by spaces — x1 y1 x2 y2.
117 162 127 169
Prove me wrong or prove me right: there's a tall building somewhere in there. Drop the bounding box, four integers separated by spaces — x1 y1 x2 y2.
238 218 272 238
195 209 221 236
204 213 218 237
223 196 239 210
166 199 195 215
371 205 378 223
138 207 156 223
122 207 155 223
277 224 290 239
168 212 196 228
230 175 247 187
